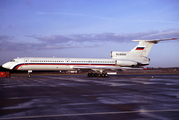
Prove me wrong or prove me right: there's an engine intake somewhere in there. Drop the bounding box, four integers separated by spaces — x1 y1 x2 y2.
115 60 138 67
111 51 128 58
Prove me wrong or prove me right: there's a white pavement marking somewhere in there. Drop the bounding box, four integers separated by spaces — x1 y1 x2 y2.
0 109 179 119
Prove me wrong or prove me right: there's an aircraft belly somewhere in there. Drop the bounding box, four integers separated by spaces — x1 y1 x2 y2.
17 65 74 71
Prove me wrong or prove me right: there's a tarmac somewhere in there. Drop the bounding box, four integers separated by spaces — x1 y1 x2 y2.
0 74 179 120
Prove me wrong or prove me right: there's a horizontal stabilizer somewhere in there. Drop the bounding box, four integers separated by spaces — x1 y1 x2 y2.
132 38 177 44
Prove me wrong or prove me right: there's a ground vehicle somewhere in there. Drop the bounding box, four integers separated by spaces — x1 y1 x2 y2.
0 72 10 78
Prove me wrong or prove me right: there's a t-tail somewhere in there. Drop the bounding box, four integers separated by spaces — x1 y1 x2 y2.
111 38 177 59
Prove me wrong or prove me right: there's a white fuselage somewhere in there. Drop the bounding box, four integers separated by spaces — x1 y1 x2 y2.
2 57 147 71
2 57 115 71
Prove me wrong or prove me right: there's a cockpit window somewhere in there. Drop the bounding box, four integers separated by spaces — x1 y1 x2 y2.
10 59 15 62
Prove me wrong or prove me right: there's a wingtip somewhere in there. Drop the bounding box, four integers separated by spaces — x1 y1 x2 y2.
172 38 178 40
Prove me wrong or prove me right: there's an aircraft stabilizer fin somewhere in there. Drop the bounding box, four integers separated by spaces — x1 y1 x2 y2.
111 38 177 58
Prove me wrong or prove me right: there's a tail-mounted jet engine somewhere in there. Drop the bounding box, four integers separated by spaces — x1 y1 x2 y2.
115 60 138 67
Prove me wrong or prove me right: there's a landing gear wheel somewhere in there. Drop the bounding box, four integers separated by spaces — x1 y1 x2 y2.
87 72 108 77
94 73 98 77
88 73 91 77
101 73 108 77
104 73 108 77
91 73 94 77
27 70 32 78
28 74 31 78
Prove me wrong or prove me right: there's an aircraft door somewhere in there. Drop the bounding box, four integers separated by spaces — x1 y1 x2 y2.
24 58 29 65
65 58 70 65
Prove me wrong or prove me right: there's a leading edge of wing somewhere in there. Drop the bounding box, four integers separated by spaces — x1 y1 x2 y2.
132 38 177 44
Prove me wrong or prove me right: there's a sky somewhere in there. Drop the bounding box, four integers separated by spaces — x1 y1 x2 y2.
0 0 179 67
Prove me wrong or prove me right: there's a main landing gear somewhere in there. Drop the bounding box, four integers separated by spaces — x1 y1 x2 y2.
87 72 108 77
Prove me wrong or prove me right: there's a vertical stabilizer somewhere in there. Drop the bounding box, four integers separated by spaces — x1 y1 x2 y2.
111 38 177 58
129 40 154 58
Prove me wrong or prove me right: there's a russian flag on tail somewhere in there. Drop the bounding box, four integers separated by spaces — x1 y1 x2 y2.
136 47 145 50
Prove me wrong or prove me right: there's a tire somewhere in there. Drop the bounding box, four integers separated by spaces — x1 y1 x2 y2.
94 73 98 77
105 73 108 77
88 73 91 77
91 73 94 77
28 74 31 78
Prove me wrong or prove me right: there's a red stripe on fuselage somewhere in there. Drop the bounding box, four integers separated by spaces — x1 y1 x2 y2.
14 64 25 70
13 63 116 70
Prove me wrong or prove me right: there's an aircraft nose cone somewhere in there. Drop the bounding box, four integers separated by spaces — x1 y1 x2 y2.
2 62 11 70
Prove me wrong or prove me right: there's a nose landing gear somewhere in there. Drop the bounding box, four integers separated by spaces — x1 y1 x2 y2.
28 70 32 78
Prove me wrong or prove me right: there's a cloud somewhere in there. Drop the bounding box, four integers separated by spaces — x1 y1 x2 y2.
0 35 13 41
0 30 178 51
28 35 72 43
0 40 78 51
36 44 78 50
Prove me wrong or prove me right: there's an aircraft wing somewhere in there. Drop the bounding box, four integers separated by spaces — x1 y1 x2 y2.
73 66 143 71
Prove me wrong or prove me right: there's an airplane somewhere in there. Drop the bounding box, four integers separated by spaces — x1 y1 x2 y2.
2 38 177 77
